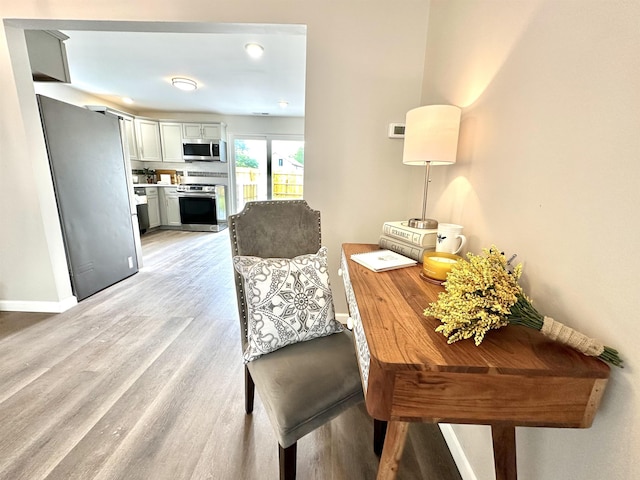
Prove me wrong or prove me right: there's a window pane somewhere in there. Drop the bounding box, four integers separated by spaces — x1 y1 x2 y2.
233 138 304 213
234 138 267 211
272 140 304 200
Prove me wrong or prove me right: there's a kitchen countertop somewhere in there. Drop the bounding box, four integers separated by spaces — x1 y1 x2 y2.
133 184 178 187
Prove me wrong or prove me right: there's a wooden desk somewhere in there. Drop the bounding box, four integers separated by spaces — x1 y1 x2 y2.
341 243 610 480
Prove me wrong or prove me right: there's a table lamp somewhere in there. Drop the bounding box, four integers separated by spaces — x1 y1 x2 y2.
403 104 461 229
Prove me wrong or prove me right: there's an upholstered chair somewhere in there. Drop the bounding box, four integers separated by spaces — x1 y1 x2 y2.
228 200 364 480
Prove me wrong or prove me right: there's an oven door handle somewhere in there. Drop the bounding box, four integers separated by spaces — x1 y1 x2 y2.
178 193 216 198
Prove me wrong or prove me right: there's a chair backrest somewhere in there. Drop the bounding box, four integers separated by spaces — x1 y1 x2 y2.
228 200 322 351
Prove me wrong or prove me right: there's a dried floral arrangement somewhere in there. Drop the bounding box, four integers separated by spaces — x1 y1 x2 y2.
423 246 623 367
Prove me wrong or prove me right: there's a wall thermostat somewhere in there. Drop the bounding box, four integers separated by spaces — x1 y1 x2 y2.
388 123 405 138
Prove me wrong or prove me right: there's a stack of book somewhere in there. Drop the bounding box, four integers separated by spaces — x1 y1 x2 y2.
378 221 437 262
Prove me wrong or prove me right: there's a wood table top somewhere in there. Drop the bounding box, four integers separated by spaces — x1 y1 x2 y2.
343 243 610 379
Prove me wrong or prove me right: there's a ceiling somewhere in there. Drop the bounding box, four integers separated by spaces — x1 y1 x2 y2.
59 26 307 117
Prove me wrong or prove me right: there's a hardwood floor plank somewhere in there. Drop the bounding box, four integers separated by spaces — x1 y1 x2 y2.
0 312 49 340
95 322 238 480
0 313 126 400
45 315 226 480
0 315 193 480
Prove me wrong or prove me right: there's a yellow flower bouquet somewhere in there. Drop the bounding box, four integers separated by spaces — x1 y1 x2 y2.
423 246 623 367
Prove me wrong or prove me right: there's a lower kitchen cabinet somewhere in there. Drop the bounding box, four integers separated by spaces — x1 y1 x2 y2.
159 187 181 227
146 187 161 228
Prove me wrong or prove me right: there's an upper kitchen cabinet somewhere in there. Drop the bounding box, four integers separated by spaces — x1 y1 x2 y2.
182 123 226 141
159 122 184 163
25 30 71 83
135 119 162 162
122 116 138 160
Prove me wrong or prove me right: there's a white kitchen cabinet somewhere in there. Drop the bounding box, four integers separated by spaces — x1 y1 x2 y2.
159 122 184 162
159 187 181 227
166 194 181 226
182 123 225 140
123 116 138 160
202 124 222 139
135 119 162 161
182 123 204 139
146 187 161 228
24 30 71 83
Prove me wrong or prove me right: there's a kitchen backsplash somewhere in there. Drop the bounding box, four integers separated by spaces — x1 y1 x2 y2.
132 169 228 184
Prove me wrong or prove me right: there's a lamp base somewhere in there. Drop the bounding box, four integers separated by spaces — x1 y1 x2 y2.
408 218 438 229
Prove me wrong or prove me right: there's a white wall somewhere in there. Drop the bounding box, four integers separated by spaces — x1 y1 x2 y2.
1 1 430 312
423 1 639 479
139 111 304 137
0 24 76 312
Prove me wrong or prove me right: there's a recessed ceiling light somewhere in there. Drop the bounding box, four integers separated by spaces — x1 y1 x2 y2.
171 77 198 91
278 100 289 108
122 97 134 104
245 43 264 59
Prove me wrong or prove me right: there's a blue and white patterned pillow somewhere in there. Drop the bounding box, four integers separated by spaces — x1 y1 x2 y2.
233 247 343 363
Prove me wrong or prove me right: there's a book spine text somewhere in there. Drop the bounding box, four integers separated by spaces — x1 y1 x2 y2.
379 235 432 262
382 222 436 248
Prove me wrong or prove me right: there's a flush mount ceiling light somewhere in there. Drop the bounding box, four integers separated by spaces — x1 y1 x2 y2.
122 97 134 105
278 100 289 108
171 77 198 91
245 43 264 59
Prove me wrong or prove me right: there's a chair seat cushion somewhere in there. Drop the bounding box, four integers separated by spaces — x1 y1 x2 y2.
233 247 344 362
248 330 364 448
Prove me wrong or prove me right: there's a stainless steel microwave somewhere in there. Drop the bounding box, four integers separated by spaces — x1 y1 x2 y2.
182 139 226 162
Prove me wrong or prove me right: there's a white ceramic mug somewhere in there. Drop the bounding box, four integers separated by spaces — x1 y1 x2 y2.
436 223 467 255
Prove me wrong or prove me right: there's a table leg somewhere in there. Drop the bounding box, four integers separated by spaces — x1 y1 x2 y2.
491 425 517 480
376 420 409 480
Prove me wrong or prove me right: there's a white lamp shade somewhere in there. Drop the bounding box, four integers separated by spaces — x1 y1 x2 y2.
402 105 461 166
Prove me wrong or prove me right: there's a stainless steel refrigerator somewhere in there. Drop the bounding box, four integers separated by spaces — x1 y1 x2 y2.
38 95 140 301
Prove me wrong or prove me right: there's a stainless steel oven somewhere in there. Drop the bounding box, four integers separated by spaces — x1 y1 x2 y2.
176 184 227 232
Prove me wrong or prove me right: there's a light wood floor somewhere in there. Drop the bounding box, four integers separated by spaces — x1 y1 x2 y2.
0 229 462 480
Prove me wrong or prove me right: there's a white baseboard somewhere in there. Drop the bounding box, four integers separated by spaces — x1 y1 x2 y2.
0 296 77 313
336 312 349 325
439 424 478 480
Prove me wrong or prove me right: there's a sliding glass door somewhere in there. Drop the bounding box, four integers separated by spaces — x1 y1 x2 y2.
231 135 304 213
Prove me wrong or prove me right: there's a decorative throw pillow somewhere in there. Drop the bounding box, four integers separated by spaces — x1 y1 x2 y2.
233 247 343 363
